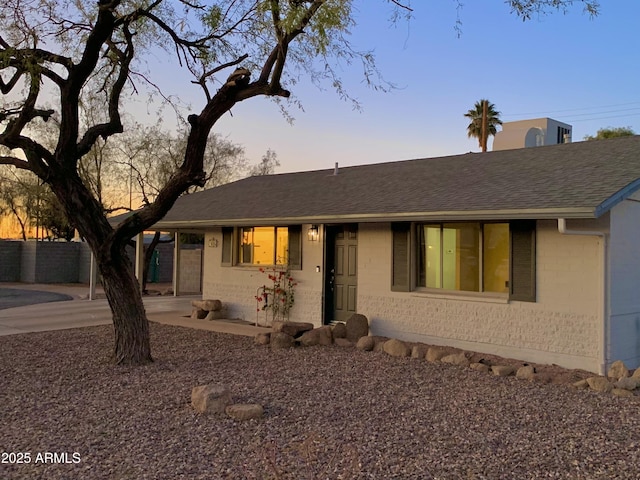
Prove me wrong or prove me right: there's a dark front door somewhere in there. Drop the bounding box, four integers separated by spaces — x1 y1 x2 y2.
324 224 358 324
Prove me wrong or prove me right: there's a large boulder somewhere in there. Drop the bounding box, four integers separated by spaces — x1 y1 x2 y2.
272 321 314 338
586 376 613 393
441 352 470 367
345 314 369 342
470 363 490 374
334 338 353 347
383 339 410 357
426 347 448 363
298 326 333 347
332 322 347 339
254 333 271 346
270 332 295 349
607 360 629 381
411 345 428 359
355 336 375 352
491 365 515 377
192 299 222 312
191 308 208 320
614 377 640 391
516 365 536 381
191 385 232 414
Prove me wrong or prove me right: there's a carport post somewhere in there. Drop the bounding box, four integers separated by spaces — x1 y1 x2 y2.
134 232 145 291
173 230 181 297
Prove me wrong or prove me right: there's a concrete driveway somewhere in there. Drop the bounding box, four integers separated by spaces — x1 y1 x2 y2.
0 283 265 337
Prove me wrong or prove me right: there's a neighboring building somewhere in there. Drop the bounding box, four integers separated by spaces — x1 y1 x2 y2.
148 136 640 374
493 117 572 151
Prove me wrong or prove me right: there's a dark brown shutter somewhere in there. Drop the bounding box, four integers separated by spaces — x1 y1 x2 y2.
510 220 536 302
392 223 411 292
288 225 302 270
221 227 233 266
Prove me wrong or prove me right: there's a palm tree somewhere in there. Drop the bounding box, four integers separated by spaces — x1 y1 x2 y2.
464 99 503 152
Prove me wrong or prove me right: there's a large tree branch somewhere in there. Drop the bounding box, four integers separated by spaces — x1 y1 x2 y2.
0 156 31 169
192 54 249 101
259 0 323 89
57 0 121 159
76 25 134 157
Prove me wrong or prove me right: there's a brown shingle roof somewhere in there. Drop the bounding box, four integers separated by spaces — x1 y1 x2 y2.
154 135 640 228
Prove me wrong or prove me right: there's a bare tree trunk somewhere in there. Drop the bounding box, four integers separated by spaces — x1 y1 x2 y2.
99 250 152 365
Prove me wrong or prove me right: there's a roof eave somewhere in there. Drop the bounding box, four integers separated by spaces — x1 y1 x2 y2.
151 207 597 229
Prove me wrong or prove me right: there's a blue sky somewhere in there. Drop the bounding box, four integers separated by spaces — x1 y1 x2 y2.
133 1 640 174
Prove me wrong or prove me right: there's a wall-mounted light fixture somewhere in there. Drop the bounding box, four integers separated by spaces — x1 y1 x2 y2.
307 225 319 242
208 237 218 248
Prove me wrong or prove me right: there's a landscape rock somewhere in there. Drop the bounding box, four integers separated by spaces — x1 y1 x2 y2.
572 379 589 389
426 347 448 363
516 365 536 381
632 368 640 379
355 336 375 351
191 308 208 320
332 323 347 339
383 339 410 357
191 299 222 312
225 404 264 421
204 310 226 321
254 333 271 346
491 365 515 377
373 337 389 352
470 363 491 374
270 332 295 349
345 314 369 342
586 376 613 393
614 377 640 391
608 360 629 381
612 388 634 398
298 326 333 347
191 385 232 414
441 352 469 367
334 338 353 347
272 321 314 338
411 345 428 359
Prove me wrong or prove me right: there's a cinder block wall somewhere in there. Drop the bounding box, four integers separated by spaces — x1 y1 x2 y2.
20 241 37 283
0 240 22 281
33 242 81 283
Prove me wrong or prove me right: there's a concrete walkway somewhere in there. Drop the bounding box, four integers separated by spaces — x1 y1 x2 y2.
0 283 267 338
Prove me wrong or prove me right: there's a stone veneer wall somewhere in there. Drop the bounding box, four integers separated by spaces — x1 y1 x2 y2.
356 221 604 373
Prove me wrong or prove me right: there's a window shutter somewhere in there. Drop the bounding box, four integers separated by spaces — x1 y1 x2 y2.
392 223 411 292
288 225 302 270
510 220 536 302
221 227 233 266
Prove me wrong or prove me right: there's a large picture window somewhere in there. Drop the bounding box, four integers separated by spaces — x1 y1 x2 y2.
417 222 509 294
239 227 289 265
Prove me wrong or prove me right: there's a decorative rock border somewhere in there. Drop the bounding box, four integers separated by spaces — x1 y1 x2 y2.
254 314 640 398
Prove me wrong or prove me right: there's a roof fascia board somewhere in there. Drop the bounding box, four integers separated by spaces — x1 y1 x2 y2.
152 207 595 229
594 178 640 217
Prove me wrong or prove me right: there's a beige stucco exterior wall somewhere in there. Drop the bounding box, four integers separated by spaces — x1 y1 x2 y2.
356 220 604 373
609 193 640 369
202 225 325 326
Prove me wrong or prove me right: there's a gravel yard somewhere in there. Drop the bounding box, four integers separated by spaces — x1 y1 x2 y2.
2 323 639 480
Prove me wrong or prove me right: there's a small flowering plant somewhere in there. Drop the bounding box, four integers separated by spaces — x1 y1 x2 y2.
255 264 297 324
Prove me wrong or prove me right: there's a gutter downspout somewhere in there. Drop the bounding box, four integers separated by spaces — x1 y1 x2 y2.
557 219 608 375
